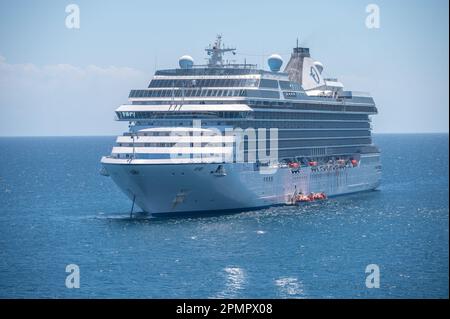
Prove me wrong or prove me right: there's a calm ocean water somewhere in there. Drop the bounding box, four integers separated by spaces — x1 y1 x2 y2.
0 134 448 298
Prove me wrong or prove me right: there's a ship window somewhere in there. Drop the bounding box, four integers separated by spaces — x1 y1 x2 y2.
259 79 279 89
207 90 213 97
280 81 301 91
283 91 297 99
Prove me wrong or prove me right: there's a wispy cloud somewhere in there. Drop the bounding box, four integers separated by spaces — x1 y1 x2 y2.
0 56 149 136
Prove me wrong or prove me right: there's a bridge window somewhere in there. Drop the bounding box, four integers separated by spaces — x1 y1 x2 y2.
259 79 279 89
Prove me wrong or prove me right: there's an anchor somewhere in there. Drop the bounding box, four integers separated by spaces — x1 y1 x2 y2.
130 194 136 218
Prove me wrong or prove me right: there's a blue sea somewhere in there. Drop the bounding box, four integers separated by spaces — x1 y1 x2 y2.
0 134 448 298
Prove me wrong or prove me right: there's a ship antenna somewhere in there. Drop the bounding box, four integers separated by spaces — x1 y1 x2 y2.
205 34 236 67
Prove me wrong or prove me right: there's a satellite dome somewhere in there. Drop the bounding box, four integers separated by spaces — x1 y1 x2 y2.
179 55 194 69
268 54 283 72
314 61 324 74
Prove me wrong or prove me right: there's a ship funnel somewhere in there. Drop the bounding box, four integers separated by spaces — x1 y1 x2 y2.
284 46 325 90
314 61 324 74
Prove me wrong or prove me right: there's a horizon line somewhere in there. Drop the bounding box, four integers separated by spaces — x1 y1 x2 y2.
0 132 448 138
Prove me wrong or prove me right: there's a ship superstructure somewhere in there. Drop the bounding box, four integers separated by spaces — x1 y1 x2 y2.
101 35 381 215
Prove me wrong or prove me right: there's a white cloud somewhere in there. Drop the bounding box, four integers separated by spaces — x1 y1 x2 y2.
0 56 149 136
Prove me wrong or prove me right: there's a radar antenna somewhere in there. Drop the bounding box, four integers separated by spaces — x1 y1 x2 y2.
205 35 236 67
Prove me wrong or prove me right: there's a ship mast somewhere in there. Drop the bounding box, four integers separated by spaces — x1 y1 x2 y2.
205 34 236 67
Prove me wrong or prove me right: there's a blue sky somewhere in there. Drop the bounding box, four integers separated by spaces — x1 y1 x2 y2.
0 0 448 135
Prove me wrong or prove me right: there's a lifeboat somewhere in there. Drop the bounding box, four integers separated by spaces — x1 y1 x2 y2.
295 192 327 203
296 194 311 202
308 161 318 167
289 162 300 169
351 159 358 167
312 192 327 200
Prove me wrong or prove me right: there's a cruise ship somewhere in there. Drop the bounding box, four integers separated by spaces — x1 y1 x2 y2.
101 35 381 216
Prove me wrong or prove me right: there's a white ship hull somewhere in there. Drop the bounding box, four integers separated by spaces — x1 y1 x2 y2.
102 154 381 216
